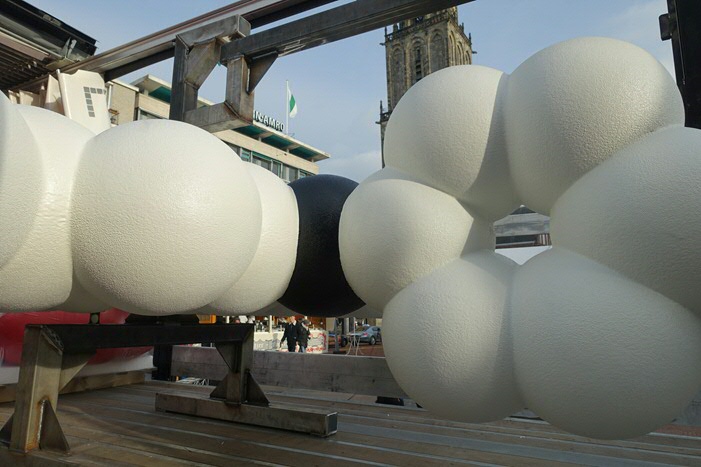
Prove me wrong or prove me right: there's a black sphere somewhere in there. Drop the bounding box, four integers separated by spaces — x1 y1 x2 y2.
279 174 365 316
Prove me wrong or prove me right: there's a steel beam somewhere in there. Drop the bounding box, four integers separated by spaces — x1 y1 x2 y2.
156 393 337 437
34 324 251 352
2 327 92 453
2 322 335 454
12 0 339 91
661 0 701 128
222 0 475 64
169 15 250 122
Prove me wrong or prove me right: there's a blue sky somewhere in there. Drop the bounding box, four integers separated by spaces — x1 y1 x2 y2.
28 0 674 181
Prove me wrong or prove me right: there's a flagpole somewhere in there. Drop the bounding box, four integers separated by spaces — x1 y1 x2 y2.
285 80 289 135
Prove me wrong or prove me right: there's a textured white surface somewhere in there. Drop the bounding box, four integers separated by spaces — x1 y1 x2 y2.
57 275 111 313
0 95 43 268
383 252 522 422
2 36 701 440
552 126 701 315
340 37 701 439
72 120 262 315
209 163 298 314
505 37 684 214
339 167 478 311
512 248 701 439
384 66 518 221
0 104 93 311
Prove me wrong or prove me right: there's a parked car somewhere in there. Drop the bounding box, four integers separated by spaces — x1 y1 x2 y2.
347 325 382 345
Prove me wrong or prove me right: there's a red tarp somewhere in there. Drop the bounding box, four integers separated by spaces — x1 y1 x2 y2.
0 309 152 365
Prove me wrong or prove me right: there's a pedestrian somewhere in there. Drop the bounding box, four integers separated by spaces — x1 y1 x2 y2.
297 319 311 353
280 316 298 352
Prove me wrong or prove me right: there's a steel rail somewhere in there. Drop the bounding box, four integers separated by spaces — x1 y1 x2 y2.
13 0 336 90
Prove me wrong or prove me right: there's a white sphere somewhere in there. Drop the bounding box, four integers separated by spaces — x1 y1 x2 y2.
57 276 111 313
209 163 299 314
552 126 701 315
505 37 684 214
0 105 93 311
512 248 701 439
384 65 518 221
72 120 262 314
383 252 523 422
0 95 43 268
339 168 482 311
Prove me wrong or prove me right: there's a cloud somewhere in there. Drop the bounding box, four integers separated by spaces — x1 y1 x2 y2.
317 149 382 182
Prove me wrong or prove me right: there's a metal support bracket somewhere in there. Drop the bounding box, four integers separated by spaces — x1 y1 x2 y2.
1 322 336 455
0 327 92 453
155 325 336 437
169 14 256 132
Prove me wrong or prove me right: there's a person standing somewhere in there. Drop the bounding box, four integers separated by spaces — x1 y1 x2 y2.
280 316 298 352
297 319 311 353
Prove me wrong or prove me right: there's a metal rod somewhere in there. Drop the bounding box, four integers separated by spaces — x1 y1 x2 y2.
221 0 475 62
12 0 338 90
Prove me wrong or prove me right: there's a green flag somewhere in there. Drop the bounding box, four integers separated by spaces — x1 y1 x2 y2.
287 82 298 118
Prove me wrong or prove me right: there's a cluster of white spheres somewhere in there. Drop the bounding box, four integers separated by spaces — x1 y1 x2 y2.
2 35 701 440
0 92 299 317
339 37 701 439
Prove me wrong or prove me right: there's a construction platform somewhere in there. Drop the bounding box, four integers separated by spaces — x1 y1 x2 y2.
0 380 699 466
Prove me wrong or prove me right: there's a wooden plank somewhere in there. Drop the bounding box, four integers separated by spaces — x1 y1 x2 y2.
30 397 392 466
52 392 692 465
104 382 701 461
172 346 407 397
268 392 701 462
0 371 146 403
0 448 79 466
63 384 698 464
1 382 699 466
61 425 271 467
86 406 459 466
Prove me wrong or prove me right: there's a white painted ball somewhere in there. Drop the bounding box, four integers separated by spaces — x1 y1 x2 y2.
209 163 299 314
505 37 684 214
339 168 481 311
384 65 518 221
511 248 701 439
552 126 701 315
71 120 262 314
0 95 43 269
0 105 93 311
383 252 523 422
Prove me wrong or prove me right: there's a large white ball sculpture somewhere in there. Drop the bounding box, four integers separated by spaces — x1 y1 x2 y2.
0 93 296 316
339 37 701 439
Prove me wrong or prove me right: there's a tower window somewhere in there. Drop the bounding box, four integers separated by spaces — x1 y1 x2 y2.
414 48 423 81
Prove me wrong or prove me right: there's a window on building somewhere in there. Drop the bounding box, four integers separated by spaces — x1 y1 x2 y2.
282 165 298 183
137 109 163 120
414 47 423 81
252 154 271 171
271 160 282 178
238 149 313 183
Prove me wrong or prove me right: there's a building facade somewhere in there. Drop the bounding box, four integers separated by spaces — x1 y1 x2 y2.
108 75 327 183
378 8 550 248
379 7 473 144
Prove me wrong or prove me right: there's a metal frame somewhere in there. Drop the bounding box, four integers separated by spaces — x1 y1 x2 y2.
10 0 338 91
661 0 701 129
0 323 337 454
171 0 475 133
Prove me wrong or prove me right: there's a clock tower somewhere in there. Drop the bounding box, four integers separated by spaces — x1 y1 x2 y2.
379 7 473 149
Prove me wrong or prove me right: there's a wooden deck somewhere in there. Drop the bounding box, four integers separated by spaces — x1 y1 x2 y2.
1 380 700 466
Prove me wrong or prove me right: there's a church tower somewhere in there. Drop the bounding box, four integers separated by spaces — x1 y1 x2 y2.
379 7 473 147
